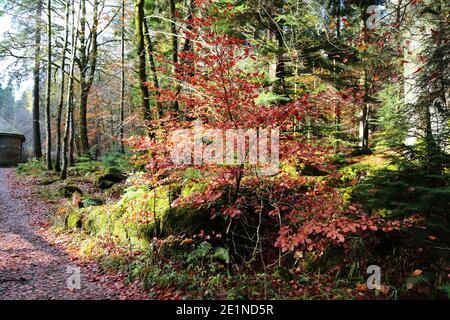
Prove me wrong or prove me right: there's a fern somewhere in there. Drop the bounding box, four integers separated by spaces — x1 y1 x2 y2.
187 241 212 264
406 274 430 289
438 283 450 298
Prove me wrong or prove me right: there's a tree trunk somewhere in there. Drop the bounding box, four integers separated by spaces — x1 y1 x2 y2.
173 0 196 118
79 86 90 156
271 0 286 95
69 105 75 166
77 0 98 157
55 0 70 172
45 0 53 170
336 6 341 40
61 0 80 179
32 0 43 159
359 105 369 150
134 0 151 122
120 0 125 153
143 19 162 118
359 69 370 151
359 5 370 152
169 0 179 112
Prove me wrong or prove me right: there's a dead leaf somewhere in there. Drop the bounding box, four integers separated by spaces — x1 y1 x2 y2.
355 283 367 291
412 269 423 277
378 284 391 295
181 238 193 245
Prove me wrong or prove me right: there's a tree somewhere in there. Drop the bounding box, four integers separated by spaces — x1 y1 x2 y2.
410 0 449 174
119 0 126 154
134 0 152 122
77 0 99 157
32 0 43 159
143 15 162 118
61 0 80 179
55 0 71 172
44 0 53 170
168 0 179 111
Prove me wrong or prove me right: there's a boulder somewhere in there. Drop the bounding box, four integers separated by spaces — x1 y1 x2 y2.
59 185 83 198
94 167 127 190
66 210 83 230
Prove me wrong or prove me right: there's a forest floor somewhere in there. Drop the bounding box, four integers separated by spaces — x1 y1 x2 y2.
2 154 449 300
0 168 148 300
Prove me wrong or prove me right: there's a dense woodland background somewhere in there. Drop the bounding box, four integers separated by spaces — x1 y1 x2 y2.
0 0 449 299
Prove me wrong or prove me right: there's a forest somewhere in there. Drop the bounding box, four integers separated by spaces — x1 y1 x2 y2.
0 0 449 301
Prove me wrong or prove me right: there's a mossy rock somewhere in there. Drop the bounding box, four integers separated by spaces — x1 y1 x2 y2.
95 167 127 190
69 184 224 249
82 186 171 247
105 184 126 200
162 206 220 236
66 210 83 230
59 185 83 198
83 206 111 235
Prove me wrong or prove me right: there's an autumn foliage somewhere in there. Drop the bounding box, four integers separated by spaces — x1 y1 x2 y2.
126 2 402 265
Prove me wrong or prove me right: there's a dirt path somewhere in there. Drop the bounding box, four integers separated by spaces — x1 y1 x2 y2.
0 168 146 300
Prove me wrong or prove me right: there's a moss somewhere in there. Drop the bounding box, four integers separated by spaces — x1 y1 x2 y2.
95 179 115 190
94 167 127 190
108 216 152 249
119 185 171 217
81 205 146 248
162 181 225 236
181 182 208 198
59 185 83 198
69 160 103 176
76 185 172 248
84 206 111 235
39 178 59 186
62 183 224 249
338 163 371 185
67 210 83 230
105 184 126 200
280 161 299 178
162 206 213 236
16 158 46 176
104 167 124 176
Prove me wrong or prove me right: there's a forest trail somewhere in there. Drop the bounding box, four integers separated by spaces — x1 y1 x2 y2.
0 168 127 300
